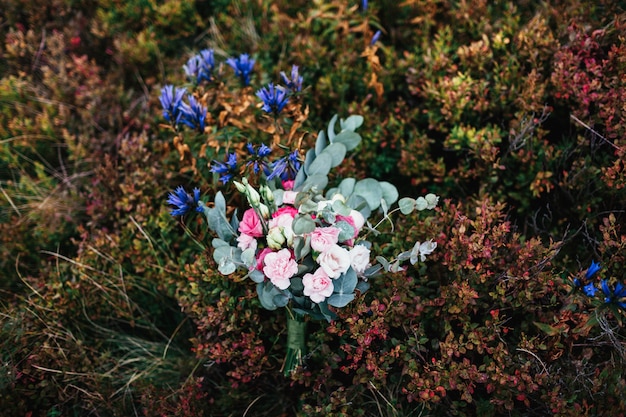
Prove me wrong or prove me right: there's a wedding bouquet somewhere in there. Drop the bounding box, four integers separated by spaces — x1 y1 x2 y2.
163 50 439 375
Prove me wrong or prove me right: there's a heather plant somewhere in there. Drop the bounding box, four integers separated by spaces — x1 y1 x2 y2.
1 0 626 416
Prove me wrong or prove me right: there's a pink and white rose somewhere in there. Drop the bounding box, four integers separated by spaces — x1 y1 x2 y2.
302 268 334 303
349 244 371 274
255 247 273 271
317 244 351 279
263 248 298 290
239 208 263 237
282 190 298 204
236 233 258 252
348 209 366 231
310 227 341 253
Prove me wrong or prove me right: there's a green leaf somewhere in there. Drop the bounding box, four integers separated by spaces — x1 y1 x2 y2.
257 282 280 311
333 268 358 295
306 152 332 177
301 174 328 192
354 178 383 210
327 293 355 308
327 114 338 143
398 197 416 215
315 130 327 156
292 214 316 235
338 178 356 197
317 301 337 322
340 115 364 131
273 294 290 308
379 181 399 205
355 280 370 293
333 130 362 151
248 270 265 283
322 142 347 168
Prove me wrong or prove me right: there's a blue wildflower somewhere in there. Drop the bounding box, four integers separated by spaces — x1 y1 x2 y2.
280 65 304 93
226 53 255 86
585 261 601 279
246 143 272 175
167 186 202 216
582 282 597 297
183 55 202 83
601 280 626 309
267 150 301 181
256 83 289 115
180 95 207 132
159 85 186 125
210 153 238 184
370 30 382 45
362 0 368 12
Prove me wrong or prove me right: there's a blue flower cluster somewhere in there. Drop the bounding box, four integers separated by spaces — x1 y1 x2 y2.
256 65 304 117
167 186 202 216
226 53 256 86
159 86 208 132
184 49 215 84
267 150 301 181
210 152 238 184
574 261 626 309
246 143 272 175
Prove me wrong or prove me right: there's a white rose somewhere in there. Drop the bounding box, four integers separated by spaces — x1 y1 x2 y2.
349 209 366 231
349 244 371 274
317 244 351 279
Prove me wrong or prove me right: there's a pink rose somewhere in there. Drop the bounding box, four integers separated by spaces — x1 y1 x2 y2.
349 244 371 274
236 233 258 252
239 208 263 237
256 247 274 271
263 248 298 290
317 244 351 279
272 206 298 219
282 180 295 191
310 227 341 253
282 190 298 205
302 268 334 303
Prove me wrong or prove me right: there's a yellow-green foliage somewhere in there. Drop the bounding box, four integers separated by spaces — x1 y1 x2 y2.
1 1 626 416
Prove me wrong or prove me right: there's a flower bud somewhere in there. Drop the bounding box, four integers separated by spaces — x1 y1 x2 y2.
233 181 246 193
258 203 270 219
266 227 286 249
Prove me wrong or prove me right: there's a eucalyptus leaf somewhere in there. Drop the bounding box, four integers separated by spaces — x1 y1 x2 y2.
292 214 316 235
301 174 328 192
335 220 355 242
322 142 347 168
218 258 237 275
302 148 316 175
273 294 290 308
315 130 327 156
333 130 361 151
355 280 370 293
256 282 277 310
327 293 355 308
379 181 399 205
340 115 364 132
333 268 358 295
338 178 356 197
248 269 265 283
307 152 332 177
327 114 338 143
398 197 416 215
354 178 383 210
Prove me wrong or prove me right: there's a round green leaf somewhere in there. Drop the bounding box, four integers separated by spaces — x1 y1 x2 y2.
354 178 383 210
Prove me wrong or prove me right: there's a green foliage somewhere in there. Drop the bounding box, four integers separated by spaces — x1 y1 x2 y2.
1 0 626 416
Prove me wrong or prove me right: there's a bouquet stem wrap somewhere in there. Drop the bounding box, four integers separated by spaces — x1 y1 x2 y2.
283 309 306 376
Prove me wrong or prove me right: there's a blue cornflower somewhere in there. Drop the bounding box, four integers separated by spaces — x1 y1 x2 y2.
210 153 238 183
601 280 626 309
160 85 186 125
585 261 601 279
256 83 289 115
267 150 301 181
180 95 207 132
167 186 202 216
370 30 382 46
362 0 368 12
226 53 255 86
280 65 304 93
246 143 272 175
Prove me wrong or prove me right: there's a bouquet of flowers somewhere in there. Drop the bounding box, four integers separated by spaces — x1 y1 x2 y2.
163 50 439 375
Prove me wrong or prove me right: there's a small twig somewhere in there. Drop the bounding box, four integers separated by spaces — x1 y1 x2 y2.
570 114 621 151
516 348 550 376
